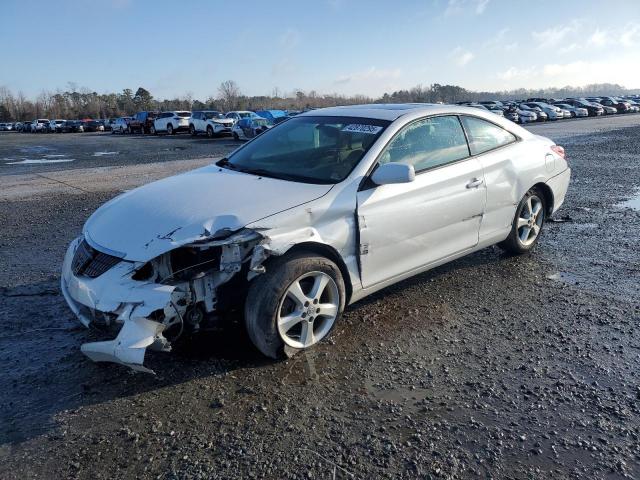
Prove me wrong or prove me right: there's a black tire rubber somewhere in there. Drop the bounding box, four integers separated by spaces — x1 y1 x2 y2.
190 125 197 136
498 188 546 254
244 252 346 359
233 132 239 140
167 124 173 135
206 126 213 138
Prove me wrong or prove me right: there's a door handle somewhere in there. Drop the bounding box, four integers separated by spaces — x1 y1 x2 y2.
466 178 484 189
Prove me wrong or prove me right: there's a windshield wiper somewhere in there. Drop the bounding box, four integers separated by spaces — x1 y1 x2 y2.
216 157 237 170
236 167 300 181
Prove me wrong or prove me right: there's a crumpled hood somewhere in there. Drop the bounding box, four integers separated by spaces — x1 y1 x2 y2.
84 164 332 261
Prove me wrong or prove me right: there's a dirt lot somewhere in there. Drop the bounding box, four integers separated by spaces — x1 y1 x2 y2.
0 118 639 479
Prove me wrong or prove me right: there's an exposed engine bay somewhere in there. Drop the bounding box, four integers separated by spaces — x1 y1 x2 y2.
61 229 268 373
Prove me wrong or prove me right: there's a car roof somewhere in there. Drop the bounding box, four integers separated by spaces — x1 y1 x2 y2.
298 103 479 121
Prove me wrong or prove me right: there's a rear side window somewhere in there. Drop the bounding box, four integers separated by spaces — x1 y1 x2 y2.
461 116 517 155
379 115 470 172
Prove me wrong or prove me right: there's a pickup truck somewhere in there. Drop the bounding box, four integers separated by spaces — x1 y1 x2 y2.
128 111 159 134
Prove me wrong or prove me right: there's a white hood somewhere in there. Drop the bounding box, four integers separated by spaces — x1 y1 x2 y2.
84 164 332 261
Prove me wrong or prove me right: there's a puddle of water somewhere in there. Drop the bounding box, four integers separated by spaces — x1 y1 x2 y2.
92 151 119 157
617 194 640 212
6 158 75 165
546 272 579 285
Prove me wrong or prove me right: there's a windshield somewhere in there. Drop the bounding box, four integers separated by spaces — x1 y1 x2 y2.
220 115 390 184
238 112 254 118
204 111 224 119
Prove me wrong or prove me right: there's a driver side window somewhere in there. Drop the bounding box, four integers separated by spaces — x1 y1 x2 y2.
379 115 470 172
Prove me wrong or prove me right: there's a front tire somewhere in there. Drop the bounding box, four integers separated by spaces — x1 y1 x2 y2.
167 124 173 135
498 189 546 254
206 126 214 138
190 125 197 136
233 132 239 140
245 253 346 359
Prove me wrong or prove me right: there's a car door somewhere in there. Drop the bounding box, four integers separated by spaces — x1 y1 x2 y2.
194 112 204 132
459 115 521 240
356 115 486 288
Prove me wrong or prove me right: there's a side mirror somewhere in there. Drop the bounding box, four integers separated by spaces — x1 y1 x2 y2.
370 163 415 186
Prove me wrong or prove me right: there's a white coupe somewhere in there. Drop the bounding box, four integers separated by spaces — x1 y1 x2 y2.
61 104 570 372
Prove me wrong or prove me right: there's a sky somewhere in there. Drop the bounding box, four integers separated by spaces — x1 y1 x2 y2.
1 0 639 100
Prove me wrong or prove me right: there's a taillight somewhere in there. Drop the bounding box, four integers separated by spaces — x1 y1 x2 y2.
551 145 565 159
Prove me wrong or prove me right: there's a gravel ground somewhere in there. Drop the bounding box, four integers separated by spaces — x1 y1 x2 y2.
0 117 639 479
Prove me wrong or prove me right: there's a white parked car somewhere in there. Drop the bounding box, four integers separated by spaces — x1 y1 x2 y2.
111 117 133 134
516 108 538 124
61 104 570 372
519 104 548 121
189 110 234 137
152 111 191 135
552 103 588 118
48 119 66 133
0 123 13 131
225 110 261 125
32 118 50 132
231 116 272 140
523 102 561 120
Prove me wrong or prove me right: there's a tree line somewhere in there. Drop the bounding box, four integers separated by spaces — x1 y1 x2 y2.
0 80 637 122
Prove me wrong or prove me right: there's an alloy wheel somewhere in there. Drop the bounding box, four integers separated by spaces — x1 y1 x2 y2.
277 271 339 349
517 195 544 246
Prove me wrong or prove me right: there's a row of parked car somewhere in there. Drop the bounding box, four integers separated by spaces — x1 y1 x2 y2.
3 95 638 137
458 95 640 124
2 108 297 140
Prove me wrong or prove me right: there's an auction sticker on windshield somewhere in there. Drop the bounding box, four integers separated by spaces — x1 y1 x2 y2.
342 124 383 134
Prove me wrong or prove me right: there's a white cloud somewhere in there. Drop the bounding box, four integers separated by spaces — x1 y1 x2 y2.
335 67 402 85
451 47 474 66
444 0 489 16
620 24 640 47
558 43 580 54
589 29 610 47
532 21 581 49
483 29 517 52
498 66 534 81
475 0 489 14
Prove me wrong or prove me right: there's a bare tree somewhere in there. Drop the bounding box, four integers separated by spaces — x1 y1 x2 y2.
217 80 241 111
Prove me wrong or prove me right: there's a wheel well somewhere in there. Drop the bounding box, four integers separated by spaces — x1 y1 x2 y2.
283 242 353 303
532 182 554 215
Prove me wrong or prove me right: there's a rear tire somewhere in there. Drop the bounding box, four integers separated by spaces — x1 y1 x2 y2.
150 125 156 135
498 188 546 254
245 252 346 359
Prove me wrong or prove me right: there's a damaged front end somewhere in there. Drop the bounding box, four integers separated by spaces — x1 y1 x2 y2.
61 229 266 373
